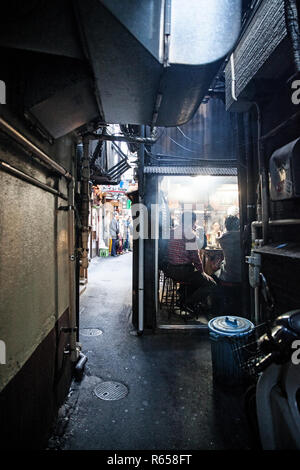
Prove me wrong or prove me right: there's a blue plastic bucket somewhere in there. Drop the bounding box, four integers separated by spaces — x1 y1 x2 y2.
208 316 255 387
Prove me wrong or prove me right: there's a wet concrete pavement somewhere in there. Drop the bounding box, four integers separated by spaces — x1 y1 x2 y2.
49 252 253 450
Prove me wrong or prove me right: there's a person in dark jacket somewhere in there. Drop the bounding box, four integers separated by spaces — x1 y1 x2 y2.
109 212 119 257
217 215 241 283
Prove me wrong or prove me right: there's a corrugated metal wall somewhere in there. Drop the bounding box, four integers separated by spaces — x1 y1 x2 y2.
151 97 238 161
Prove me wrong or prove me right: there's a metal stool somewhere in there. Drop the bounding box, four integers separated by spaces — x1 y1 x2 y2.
160 271 177 312
160 273 192 321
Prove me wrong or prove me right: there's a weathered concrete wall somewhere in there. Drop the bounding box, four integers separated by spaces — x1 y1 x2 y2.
0 110 76 447
0 172 69 392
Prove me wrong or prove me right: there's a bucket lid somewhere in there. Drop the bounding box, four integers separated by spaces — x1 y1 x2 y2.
208 316 254 336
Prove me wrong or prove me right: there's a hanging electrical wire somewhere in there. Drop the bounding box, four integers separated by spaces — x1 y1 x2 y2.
176 126 203 145
166 135 197 153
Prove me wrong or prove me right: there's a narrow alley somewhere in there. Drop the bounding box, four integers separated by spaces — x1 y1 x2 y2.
49 253 252 451
1 0 300 456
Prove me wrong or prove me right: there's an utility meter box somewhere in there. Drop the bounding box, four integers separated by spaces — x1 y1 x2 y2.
269 138 300 201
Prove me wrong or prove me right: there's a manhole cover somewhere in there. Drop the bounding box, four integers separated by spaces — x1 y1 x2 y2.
81 328 103 336
94 381 128 401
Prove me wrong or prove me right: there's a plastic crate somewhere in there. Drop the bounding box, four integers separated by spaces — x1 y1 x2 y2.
99 248 109 257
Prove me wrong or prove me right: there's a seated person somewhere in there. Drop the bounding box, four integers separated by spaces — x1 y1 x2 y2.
165 212 216 307
216 215 241 283
207 221 222 247
195 224 207 250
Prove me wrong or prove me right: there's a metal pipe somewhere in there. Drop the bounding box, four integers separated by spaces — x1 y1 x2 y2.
80 136 90 271
230 53 238 101
245 113 256 224
67 178 79 362
107 162 129 179
108 166 130 182
0 117 72 179
74 352 88 378
0 159 68 200
107 159 128 176
251 220 262 244
138 126 145 334
269 218 300 226
163 0 171 67
86 127 159 145
251 218 300 243
254 286 260 324
138 196 144 334
111 141 129 160
253 102 269 244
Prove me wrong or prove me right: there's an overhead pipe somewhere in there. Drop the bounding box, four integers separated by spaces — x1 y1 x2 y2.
0 117 72 180
107 169 130 182
111 141 129 160
106 160 127 176
0 159 68 200
86 127 159 145
107 161 130 180
106 155 127 175
111 164 131 181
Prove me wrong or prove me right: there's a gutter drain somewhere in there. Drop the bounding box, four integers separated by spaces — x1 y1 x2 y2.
94 382 128 401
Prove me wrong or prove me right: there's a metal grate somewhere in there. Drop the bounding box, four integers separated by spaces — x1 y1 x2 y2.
81 328 103 336
94 381 128 401
144 166 237 176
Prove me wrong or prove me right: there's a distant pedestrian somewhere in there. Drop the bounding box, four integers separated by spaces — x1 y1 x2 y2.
124 215 133 251
109 212 119 257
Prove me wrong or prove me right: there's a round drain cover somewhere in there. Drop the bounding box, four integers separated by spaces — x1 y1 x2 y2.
81 328 103 336
94 381 128 401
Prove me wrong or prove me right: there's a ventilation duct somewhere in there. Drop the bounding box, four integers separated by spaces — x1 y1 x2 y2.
0 0 242 137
